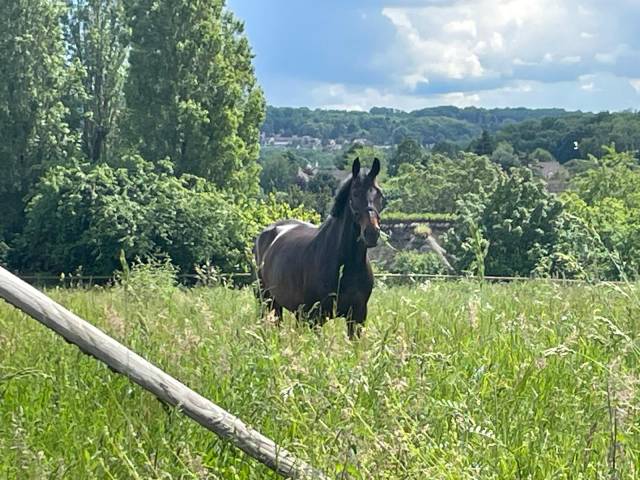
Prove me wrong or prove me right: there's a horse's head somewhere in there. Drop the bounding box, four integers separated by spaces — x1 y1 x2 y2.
349 157 385 248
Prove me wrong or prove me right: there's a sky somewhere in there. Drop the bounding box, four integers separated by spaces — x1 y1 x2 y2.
226 0 640 112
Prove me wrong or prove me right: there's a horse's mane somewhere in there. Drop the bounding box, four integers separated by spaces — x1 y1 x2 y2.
330 175 353 217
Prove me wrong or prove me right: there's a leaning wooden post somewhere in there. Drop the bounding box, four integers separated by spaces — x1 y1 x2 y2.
0 267 327 480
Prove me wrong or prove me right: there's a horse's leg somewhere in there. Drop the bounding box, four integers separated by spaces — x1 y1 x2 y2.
272 301 283 327
346 304 367 340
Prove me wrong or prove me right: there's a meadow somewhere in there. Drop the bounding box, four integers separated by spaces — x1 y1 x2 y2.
1 273 639 479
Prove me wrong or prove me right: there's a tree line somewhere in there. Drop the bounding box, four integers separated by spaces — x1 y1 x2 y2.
264 106 640 164
0 0 315 276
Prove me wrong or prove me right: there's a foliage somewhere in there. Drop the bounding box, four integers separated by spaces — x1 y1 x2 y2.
387 137 424 176
527 147 555 164
116 256 179 298
261 146 337 169
287 172 339 218
389 251 446 275
0 0 78 237
470 129 496 156
259 151 298 193
447 168 563 276
12 158 318 276
0 235 8 267
2 282 639 478
497 111 640 163
123 0 265 193
384 153 500 214
544 147 640 280
63 0 129 164
334 143 386 171
490 141 520 169
263 105 571 146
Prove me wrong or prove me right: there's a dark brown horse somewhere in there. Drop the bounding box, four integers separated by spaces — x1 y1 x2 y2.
254 158 385 339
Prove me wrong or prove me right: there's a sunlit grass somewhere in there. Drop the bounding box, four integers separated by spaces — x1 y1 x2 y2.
1 280 639 478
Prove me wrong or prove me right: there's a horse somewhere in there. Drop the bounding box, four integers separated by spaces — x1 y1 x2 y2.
254 157 385 339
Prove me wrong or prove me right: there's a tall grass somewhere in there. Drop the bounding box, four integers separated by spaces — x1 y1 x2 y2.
1 278 639 478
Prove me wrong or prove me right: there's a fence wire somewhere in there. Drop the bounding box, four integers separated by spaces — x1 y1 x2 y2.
11 271 624 288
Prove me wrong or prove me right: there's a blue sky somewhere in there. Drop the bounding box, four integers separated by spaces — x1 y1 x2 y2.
227 0 640 112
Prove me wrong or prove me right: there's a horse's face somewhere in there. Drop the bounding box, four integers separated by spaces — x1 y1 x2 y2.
349 157 385 248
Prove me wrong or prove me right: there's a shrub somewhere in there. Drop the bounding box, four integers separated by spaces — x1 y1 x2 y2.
13 157 318 276
447 168 563 277
390 251 446 275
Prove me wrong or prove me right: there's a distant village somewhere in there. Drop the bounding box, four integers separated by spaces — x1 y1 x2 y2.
260 132 393 151
260 133 567 192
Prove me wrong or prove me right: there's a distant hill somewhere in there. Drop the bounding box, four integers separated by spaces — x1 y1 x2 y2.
262 105 577 147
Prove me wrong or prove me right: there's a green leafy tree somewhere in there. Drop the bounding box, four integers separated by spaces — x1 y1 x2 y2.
447 168 563 276
527 147 555 165
388 137 424 176
286 172 339 218
63 0 130 164
124 0 265 193
335 143 384 171
0 0 77 237
259 152 297 193
545 147 640 279
384 153 500 214
491 141 520 169
470 129 495 156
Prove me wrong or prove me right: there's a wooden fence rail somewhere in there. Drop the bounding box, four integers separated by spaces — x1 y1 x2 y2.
0 266 327 479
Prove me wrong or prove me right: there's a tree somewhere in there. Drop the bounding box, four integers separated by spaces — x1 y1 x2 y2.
446 168 563 276
388 137 424 176
545 146 640 279
286 172 338 218
335 143 384 171
491 141 520 169
0 0 77 237
124 0 265 193
63 0 130 164
384 153 500 214
470 129 495 156
259 152 297 193
527 147 555 165
431 141 461 158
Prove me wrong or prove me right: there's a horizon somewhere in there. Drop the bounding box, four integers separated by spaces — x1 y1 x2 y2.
228 0 640 113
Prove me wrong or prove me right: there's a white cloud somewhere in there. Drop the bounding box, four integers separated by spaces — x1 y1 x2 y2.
443 19 477 37
560 56 582 64
311 82 482 111
595 44 634 64
490 32 504 51
303 73 640 113
378 0 631 94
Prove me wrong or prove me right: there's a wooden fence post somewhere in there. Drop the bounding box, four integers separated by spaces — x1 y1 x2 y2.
0 267 327 479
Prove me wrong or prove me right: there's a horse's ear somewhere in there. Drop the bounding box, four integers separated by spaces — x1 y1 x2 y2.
368 158 381 179
352 157 361 177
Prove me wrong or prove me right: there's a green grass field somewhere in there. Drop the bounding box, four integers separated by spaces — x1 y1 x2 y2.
1 277 639 479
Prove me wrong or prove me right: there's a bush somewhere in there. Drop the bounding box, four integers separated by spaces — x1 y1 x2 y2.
13 157 318 276
447 167 563 277
390 251 446 275
542 147 640 280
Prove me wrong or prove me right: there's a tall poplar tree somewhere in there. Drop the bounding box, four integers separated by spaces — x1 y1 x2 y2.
124 0 265 193
0 0 77 236
64 0 130 164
